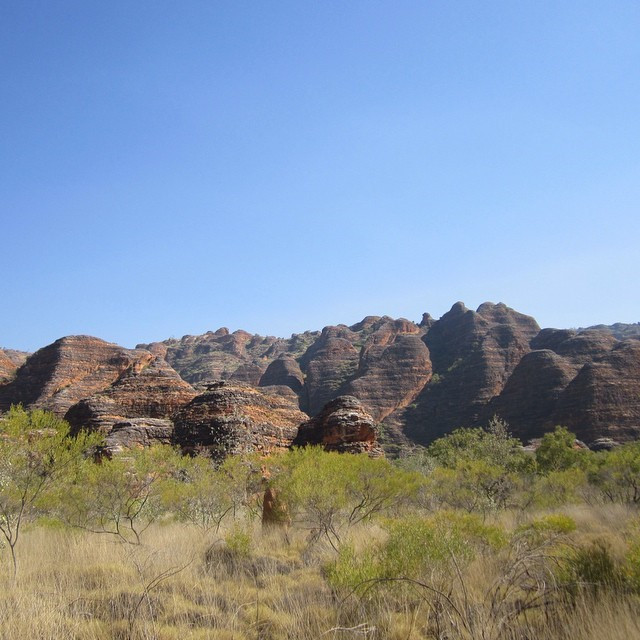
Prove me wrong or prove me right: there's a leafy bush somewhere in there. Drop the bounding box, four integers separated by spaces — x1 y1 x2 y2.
0 405 101 577
57 445 183 544
588 442 640 503
270 447 423 549
427 418 534 473
536 426 585 473
326 512 506 595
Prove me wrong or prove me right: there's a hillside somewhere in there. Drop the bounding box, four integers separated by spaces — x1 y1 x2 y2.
1 302 639 451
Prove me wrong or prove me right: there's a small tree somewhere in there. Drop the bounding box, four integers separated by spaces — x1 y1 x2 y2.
164 453 262 533
0 405 100 579
535 426 585 473
428 460 523 517
271 447 422 550
588 443 640 503
59 445 182 544
427 418 533 473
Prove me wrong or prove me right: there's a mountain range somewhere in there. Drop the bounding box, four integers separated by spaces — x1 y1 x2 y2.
1 302 639 455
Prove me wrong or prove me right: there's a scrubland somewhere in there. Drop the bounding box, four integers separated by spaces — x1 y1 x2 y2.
1 407 640 639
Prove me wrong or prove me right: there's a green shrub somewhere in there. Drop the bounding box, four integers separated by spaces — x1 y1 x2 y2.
326 512 506 595
536 426 586 473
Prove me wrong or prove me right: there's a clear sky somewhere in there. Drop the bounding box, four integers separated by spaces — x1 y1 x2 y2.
2 1 639 352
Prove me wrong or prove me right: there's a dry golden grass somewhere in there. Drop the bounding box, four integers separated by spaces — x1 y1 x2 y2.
0 506 639 640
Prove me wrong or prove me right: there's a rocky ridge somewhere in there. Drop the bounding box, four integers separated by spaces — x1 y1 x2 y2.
391 302 540 444
485 329 639 446
0 348 29 383
2 302 639 451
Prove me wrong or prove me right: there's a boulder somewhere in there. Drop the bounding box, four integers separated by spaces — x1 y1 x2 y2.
172 381 307 459
103 418 175 453
293 395 384 457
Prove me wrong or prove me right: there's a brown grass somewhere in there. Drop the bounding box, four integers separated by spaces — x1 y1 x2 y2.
0 506 639 639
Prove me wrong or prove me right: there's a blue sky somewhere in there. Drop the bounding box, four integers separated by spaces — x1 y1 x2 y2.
1 1 639 352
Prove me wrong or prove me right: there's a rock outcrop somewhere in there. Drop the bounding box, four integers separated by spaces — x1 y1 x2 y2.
582 322 640 341
259 355 305 394
394 302 540 444
137 329 318 389
2 302 638 453
141 316 432 428
485 349 579 442
0 349 29 383
172 382 307 459
101 419 175 453
293 395 384 457
298 317 432 428
342 319 432 422
64 356 197 450
300 325 361 416
0 336 154 417
551 340 640 444
488 329 621 442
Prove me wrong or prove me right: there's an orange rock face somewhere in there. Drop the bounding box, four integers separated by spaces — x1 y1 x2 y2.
0 349 29 383
293 395 384 457
173 382 308 460
64 355 197 451
0 336 154 417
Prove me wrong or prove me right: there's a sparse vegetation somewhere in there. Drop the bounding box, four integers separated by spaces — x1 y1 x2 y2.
2 407 640 639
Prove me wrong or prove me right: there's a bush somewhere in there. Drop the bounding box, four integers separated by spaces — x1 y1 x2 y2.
536 426 585 473
561 539 627 595
270 447 423 550
588 442 640 504
326 512 506 595
0 405 100 578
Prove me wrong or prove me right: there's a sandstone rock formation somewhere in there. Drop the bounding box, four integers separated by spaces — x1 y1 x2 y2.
101 419 175 453
259 355 305 394
582 322 640 341
172 381 308 459
0 336 154 417
488 329 621 443
0 349 28 383
298 317 432 427
293 395 384 457
394 302 540 444
551 340 640 444
485 349 579 443
299 325 361 416
141 316 433 429
342 319 431 421
64 355 197 450
2 302 638 452
137 329 318 388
